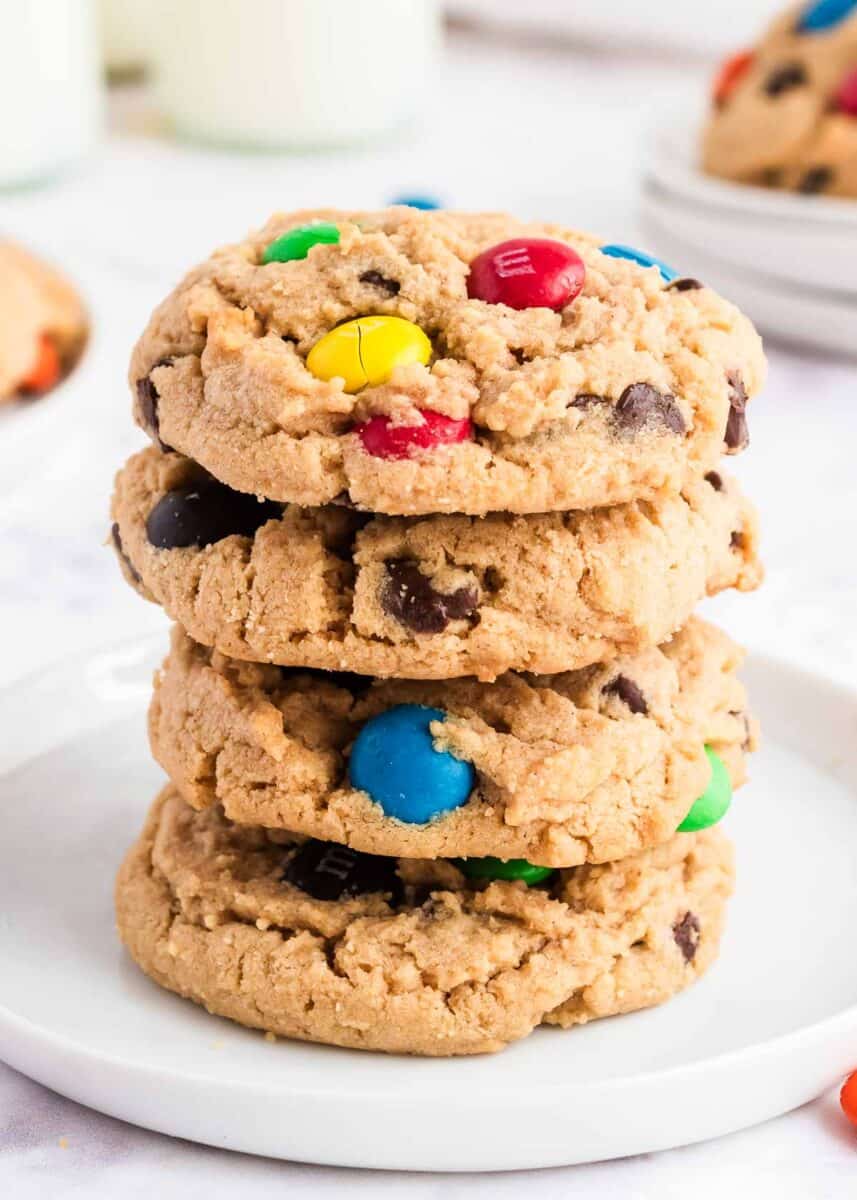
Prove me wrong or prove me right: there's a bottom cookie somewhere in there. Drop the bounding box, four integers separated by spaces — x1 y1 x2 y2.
115 788 734 1056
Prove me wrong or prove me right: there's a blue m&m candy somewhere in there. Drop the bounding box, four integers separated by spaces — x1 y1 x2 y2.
349 704 475 824
391 194 441 210
600 243 678 283
799 0 857 32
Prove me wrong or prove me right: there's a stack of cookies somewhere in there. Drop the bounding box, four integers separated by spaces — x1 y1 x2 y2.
110 209 764 1056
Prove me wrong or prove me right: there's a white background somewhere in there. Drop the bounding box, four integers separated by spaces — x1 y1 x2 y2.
1 18 856 1197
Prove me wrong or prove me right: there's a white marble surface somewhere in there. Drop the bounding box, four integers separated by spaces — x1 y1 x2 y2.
1 28 856 1195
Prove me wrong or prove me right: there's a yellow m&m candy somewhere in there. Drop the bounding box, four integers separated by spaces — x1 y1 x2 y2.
306 316 431 393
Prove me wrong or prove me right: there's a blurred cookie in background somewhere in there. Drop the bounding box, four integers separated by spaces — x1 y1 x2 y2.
703 0 857 198
0 240 88 404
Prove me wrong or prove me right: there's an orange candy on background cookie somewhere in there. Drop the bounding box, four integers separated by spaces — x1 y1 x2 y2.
19 333 61 395
841 1071 857 1128
712 50 755 107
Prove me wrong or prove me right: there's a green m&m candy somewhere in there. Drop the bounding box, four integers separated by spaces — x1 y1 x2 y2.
262 221 340 264
678 746 732 833
456 857 555 886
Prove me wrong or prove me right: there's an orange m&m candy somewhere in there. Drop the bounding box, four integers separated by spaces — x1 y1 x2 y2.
713 50 754 107
19 333 61 394
841 1071 857 1128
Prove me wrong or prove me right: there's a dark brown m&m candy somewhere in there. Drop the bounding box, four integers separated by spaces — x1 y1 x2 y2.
467 238 585 311
146 478 281 549
282 840 403 903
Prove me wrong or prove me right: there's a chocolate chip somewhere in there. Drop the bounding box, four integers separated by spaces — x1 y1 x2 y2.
135 357 174 452
146 479 281 549
282 840 403 903
612 383 686 436
359 270 401 295
672 911 701 963
570 393 605 410
705 471 724 491
730 530 746 550
325 670 373 697
763 62 807 97
724 369 749 453
381 559 479 634
603 674 649 715
668 278 704 292
110 522 142 584
729 709 753 753
798 166 833 195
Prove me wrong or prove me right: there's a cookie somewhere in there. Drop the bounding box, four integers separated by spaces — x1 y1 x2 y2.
0 240 88 403
150 616 755 867
703 4 857 197
111 447 761 681
115 787 734 1056
129 208 765 516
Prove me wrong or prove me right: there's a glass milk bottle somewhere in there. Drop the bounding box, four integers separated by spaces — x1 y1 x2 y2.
148 0 440 149
0 0 103 188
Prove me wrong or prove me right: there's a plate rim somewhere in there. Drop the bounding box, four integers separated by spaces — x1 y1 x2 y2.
3 642 857 1168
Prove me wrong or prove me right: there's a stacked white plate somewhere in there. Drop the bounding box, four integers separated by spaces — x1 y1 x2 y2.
642 122 857 357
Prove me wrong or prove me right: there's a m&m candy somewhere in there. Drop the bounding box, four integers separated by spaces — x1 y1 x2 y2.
306 315 431 393
713 50 755 106
840 1071 857 1127
19 334 61 394
836 66 857 115
467 238 586 311
677 746 732 833
262 221 340 264
456 857 555 886
798 0 857 32
356 409 472 460
601 243 678 284
349 705 475 824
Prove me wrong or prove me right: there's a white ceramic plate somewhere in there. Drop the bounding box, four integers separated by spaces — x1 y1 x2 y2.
644 123 857 298
2 637 857 1171
640 203 857 358
642 178 857 297
450 0 782 55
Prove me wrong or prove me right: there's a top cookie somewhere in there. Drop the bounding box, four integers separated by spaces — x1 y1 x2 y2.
0 241 88 403
130 208 765 516
703 3 857 197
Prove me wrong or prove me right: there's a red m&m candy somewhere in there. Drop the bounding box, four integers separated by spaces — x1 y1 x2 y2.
467 238 585 311
356 408 472 460
713 50 754 106
836 67 857 116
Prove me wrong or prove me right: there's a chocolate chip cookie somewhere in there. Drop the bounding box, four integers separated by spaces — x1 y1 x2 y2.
129 208 765 515
111 447 761 681
703 3 857 197
149 616 755 867
115 787 734 1055
0 241 88 403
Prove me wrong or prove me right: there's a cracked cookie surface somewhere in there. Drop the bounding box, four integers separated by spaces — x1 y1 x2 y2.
150 617 755 867
129 208 765 515
111 447 762 681
0 241 88 402
115 788 734 1055
703 6 857 196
